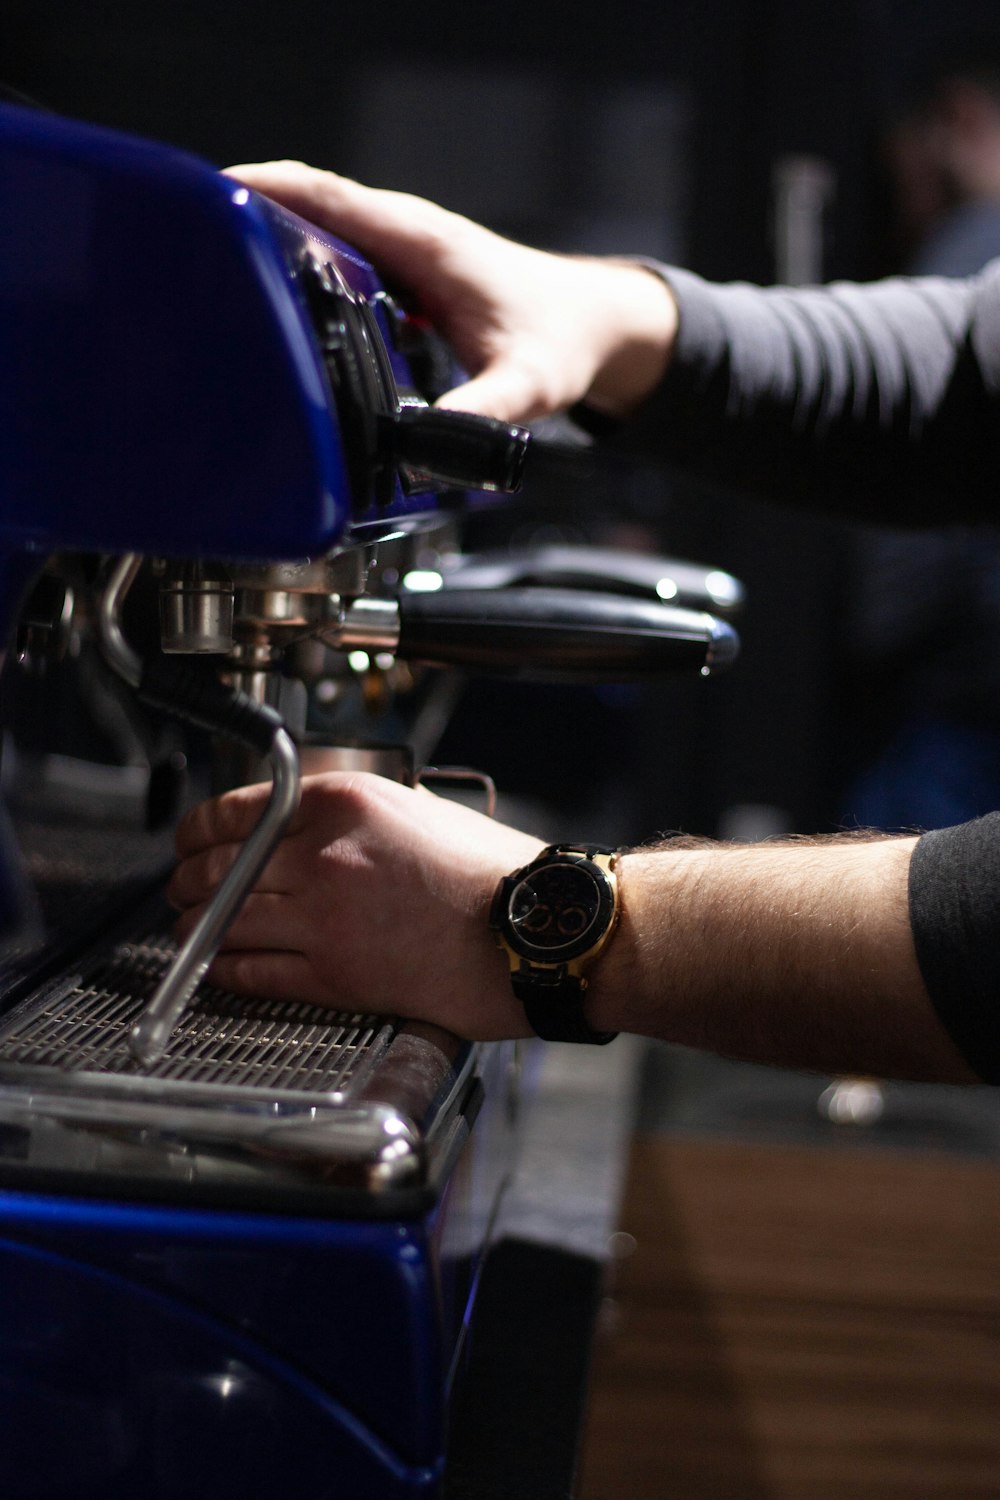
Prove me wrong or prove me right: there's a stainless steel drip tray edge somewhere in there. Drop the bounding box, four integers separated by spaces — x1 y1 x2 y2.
0 1155 454 1221
0 1076 478 1220
0 1032 481 1219
0 912 482 1215
0 1060 356 1110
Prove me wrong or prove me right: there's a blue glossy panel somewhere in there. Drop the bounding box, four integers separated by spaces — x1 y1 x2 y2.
0 103 443 573
0 1237 439 1499
0 105 348 560
0 1190 447 1468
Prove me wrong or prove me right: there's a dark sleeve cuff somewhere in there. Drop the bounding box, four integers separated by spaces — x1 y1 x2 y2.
602 262 735 462
908 815 1000 1083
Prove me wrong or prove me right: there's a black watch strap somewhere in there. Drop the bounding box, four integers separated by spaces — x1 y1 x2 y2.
512 965 617 1045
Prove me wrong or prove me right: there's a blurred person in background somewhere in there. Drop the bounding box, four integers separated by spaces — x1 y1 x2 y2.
841 36 1000 831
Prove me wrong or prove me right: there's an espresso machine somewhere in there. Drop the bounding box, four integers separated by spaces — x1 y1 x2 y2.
0 102 740 1498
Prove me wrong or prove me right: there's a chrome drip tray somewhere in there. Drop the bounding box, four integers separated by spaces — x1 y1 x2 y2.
0 924 478 1215
0 933 389 1096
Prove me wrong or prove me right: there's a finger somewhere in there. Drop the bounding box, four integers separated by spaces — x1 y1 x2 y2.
167 843 239 910
176 770 384 858
175 785 272 857
167 841 296 911
173 892 310 953
224 163 458 288
205 949 334 1008
175 781 318 857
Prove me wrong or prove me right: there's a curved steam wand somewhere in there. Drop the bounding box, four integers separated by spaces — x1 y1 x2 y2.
99 555 301 1067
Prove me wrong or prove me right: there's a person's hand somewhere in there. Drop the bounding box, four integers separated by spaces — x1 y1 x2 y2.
168 772 543 1038
225 160 678 423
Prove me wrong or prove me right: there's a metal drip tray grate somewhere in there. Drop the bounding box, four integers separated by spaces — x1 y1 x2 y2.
0 933 392 1096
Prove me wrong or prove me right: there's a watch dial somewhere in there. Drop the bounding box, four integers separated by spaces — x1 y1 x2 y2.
509 862 602 956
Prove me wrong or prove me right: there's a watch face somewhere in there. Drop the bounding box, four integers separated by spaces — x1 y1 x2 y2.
507 859 611 961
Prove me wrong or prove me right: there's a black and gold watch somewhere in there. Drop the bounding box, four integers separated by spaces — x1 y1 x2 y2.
490 843 620 1044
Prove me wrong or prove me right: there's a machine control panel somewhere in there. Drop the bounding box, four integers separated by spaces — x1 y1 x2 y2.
293 250 529 517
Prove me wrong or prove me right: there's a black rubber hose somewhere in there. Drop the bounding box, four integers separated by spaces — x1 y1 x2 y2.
137 656 285 754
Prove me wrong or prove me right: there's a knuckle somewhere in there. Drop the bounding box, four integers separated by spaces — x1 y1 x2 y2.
230 954 254 988
307 770 378 818
228 953 268 994
207 845 233 888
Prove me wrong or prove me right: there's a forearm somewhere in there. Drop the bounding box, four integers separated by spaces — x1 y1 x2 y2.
584 835 980 1083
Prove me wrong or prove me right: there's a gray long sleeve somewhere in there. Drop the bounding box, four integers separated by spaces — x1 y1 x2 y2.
627 259 1000 525
909 816 1000 1083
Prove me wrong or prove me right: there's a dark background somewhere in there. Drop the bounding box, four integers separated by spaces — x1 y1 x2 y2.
8 0 995 275
4 0 999 841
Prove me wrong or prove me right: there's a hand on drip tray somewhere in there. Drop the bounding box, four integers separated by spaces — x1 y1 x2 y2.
170 773 982 1081
224 160 679 425
168 772 541 1038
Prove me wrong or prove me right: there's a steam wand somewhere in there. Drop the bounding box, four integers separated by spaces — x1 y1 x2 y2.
99 555 301 1068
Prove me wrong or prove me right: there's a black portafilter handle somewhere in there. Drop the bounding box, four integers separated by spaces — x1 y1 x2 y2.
395 586 739 679
381 406 531 493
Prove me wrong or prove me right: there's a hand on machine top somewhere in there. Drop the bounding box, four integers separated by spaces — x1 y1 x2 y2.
225 160 679 425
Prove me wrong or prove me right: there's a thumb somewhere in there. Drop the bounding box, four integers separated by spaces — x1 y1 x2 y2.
435 361 552 425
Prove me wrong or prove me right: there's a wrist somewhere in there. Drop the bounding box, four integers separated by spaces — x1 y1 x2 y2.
582 260 679 420
581 849 646 1034
462 856 540 1042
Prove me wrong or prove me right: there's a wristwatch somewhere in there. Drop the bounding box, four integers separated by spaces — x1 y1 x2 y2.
490 843 620 1044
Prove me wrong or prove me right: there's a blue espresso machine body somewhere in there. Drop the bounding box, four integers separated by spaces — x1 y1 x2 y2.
0 100 417 593
0 1037 515 1500
0 104 517 1498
